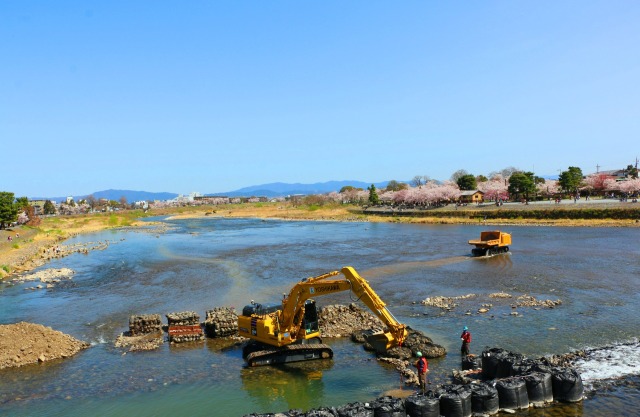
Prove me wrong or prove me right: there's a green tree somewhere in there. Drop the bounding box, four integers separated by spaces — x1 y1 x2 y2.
386 180 407 192
508 172 536 200
456 174 477 190
15 196 29 210
625 164 639 179
339 185 362 193
558 166 584 194
0 192 19 229
367 184 379 206
476 175 488 183
43 200 56 215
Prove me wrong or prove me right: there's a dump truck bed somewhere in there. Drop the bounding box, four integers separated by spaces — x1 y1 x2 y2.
467 238 501 248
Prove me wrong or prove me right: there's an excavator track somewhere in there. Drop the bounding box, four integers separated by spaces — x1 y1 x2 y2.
246 343 333 367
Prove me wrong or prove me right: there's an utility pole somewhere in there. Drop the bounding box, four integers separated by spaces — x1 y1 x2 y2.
596 164 600 173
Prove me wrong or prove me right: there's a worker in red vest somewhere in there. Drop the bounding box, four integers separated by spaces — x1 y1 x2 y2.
414 351 429 393
460 326 472 355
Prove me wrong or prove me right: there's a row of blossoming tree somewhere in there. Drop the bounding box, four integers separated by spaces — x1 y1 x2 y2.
583 174 640 197
331 172 640 207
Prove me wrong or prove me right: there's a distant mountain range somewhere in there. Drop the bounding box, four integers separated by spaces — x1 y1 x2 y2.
32 181 390 202
33 189 179 203
210 180 390 198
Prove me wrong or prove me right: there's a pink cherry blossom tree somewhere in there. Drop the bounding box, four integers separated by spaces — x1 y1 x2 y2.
583 173 612 195
536 179 560 198
17 211 29 225
618 178 640 195
478 176 509 201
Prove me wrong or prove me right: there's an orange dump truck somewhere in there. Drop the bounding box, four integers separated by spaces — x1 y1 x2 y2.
468 230 512 257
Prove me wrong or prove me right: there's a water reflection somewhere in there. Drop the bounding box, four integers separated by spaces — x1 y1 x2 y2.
241 360 334 411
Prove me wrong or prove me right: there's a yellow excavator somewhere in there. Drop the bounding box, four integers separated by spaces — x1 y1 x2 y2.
238 266 408 367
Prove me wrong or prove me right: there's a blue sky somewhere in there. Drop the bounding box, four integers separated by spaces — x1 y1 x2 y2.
2 1 639 197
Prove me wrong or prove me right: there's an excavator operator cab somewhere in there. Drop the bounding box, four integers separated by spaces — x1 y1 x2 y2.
242 302 281 317
302 300 319 334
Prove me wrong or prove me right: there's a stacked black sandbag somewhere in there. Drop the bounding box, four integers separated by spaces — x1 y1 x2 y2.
405 393 440 417
204 307 238 338
510 357 537 376
499 351 524 377
371 396 405 417
495 378 529 411
438 385 472 417
481 348 508 379
128 314 162 335
166 311 204 343
524 372 554 405
551 367 584 402
470 383 499 415
337 401 374 417
305 407 338 417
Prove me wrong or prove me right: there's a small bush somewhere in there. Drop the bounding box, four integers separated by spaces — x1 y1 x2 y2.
12 243 19 249
1 265 10 273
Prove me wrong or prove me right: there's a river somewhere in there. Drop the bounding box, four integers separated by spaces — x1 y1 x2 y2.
0 218 639 416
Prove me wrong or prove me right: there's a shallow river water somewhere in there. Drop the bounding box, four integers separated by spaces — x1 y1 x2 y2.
0 218 639 416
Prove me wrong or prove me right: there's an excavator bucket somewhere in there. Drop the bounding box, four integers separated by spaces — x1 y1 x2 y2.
364 330 395 353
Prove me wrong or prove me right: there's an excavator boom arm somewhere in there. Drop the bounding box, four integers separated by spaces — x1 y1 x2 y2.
278 266 407 347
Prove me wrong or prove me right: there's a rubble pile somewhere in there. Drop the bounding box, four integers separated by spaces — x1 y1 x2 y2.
318 303 384 338
489 292 513 299
402 329 447 358
129 314 162 335
167 311 204 343
378 356 419 386
421 292 563 314
421 294 477 309
14 268 75 290
204 307 238 338
0 322 89 369
514 295 562 308
115 332 164 352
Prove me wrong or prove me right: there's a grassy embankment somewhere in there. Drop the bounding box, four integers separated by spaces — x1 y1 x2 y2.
163 200 640 227
1 201 638 278
0 210 151 278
